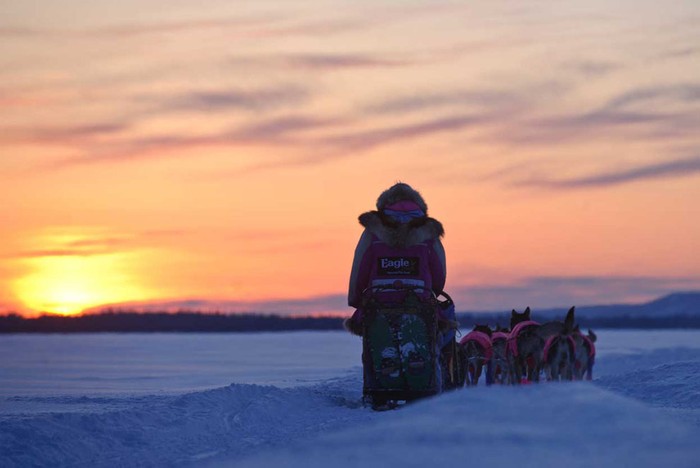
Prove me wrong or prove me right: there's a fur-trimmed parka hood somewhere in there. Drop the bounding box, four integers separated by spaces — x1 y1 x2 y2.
359 211 444 248
376 182 428 213
358 182 443 248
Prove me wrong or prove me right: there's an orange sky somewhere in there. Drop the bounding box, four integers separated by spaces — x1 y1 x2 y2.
1 1 699 316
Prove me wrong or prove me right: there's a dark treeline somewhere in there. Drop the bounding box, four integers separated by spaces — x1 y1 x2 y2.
456 313 700 330
0 311 344 334
1 310 700 333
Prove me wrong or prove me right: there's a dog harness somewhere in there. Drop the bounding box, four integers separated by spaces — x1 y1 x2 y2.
506 320 540 357
459 331 493 361
542 334 577 364
576 331 596 358
491 331 509 343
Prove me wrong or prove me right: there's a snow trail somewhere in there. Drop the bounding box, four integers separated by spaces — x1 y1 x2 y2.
228 382 700 468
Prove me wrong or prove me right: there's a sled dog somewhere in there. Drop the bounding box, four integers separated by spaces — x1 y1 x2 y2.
507 308 543 383
459 325 493 386
490 328 510 384
572 327 596 380
538 307 576 381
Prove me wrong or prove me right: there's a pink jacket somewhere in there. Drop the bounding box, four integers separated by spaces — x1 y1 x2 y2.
348 194 445 308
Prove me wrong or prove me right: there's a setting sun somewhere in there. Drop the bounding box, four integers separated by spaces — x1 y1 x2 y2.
14 254 151 316
11 231 153 316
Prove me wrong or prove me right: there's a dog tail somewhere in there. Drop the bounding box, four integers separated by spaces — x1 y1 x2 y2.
564 306 575 333
587 329 597 342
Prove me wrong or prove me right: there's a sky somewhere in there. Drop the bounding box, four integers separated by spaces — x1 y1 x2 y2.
1 0 699 316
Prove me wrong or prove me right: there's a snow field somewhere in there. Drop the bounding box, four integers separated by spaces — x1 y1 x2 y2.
1 330 699 467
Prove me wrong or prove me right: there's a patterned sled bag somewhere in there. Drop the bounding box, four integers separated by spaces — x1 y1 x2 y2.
361 284 441 407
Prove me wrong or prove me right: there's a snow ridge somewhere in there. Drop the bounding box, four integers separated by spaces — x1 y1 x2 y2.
1 377 372 467
231 383 700 468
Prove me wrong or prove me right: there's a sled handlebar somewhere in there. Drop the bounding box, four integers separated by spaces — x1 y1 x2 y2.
437 290 453 305
362 284 454 304
362 283 435 297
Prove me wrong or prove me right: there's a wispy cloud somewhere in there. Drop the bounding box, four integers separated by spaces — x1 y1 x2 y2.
86 17 277 38
364 80 699 152
228 48 442 75
37 110 485 171
157 85 312 113
601 84 700 111
227 113 489 172
367 89 527 115
515 155 700 189
562 59 621 78
319 114 485 153
38 112 346 170
230 115 349 141
229 49 431 74
581 86 700 133
0 1 479 46
1 122 129 145
9 236 133 259
0 16 284 39
4 83 314 150
0 15 372 41
7 230 189 260
13 248 112 259
276 53 414 70
230 113 490 172
37 136 237 170
362 80 569 127
494 83 700 146
658 46 700 60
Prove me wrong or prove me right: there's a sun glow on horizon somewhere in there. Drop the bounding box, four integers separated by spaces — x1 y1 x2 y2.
12 231 154 316
14 254 153 316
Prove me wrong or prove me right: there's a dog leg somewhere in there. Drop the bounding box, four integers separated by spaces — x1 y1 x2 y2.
474 362 483 386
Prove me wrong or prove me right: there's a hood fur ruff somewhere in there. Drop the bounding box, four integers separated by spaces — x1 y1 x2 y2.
359 211 444 248
376 182 428 213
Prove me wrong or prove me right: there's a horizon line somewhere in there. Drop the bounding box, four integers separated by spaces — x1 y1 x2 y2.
3 289 697 318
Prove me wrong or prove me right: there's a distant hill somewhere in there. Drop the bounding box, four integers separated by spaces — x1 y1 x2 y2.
456 292 700 329
639 292 700 316
519 292 700 319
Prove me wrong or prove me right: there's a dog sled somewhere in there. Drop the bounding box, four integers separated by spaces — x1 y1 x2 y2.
360 284 459 410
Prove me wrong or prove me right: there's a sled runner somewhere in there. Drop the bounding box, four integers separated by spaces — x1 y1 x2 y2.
361 284 442 410
436 291 464 391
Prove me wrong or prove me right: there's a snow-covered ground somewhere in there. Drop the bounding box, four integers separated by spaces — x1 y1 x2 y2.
1 330 699 467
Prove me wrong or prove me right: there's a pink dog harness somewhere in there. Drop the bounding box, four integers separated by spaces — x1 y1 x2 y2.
542 334 576 364
491 331 509 342
506 320 540 357
578 332 596 358
460 331 493 361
